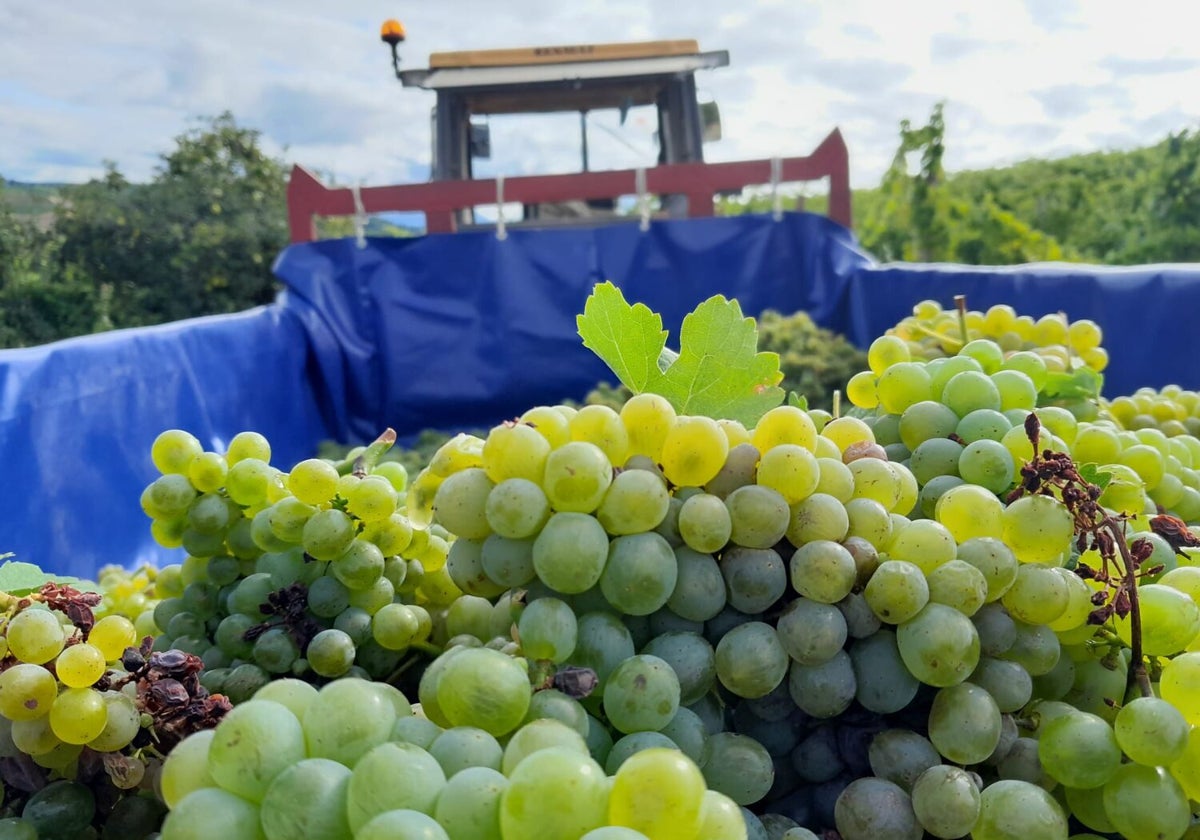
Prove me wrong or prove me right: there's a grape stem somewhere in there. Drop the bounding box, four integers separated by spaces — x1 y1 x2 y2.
954 294 969 348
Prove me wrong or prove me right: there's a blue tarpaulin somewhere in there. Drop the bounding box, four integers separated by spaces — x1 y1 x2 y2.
2 211 1199 576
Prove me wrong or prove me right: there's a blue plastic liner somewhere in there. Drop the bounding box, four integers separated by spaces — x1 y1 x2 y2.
2 210 1199 575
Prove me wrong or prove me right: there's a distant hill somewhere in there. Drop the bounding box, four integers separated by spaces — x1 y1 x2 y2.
0 180 67 219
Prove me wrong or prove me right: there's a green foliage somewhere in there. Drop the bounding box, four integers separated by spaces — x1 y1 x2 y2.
581 308 866 415
577 281 785 426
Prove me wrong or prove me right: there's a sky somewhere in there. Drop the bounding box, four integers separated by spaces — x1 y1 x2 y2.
1 0 1198 192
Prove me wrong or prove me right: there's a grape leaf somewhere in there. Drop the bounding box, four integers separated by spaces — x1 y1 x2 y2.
578 282 785 426
576 282 668 393
0 560 97 597
1079 463 1113 493
787 392 809 410
1042 368 1103 402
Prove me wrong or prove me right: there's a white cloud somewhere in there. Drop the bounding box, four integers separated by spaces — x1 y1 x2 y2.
0 0 1196 192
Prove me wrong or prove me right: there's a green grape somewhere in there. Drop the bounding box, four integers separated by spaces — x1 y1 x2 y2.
752 405 817 453
1114 696 1189 766
693 790 747 840
596 468 671 535
432 468 493 539
302 509 356 562
620 393 677 461
992 369 1037 411
927 682 1001 765
1002 494 1074 564
663 416 729 488
676 493 733 553
844 498 893 550
500 718 589 774
929 354 982 400
925 559 988 616
604 654 681 734
1045 566 1092 632
214 613 257 659
607 748 705 839
259 757 352 840
1103 764 1191 840
876 362 932 414
847 457 902 510
371 461 408 493
788 539 856 604
887 519 957 575
87 690 140 752
864 560 929 624
1159 652 1200 725
1001 564 1069 625
331 539 385 591
715 622 788 699
208 699 306 802
1115 583 1200 655
483 421 552 484
500 747 608 838
355 809 449 840
160 785 265 840
899 400 959 451
428 726 503 778
909 437 964 486
568 611 636 694
571 404 631 465
7 608 66 664
958 439 1016 495
700 732 774 806
1001 349 1048 389
867 728 941 792
226 430 271 465
815 457 855 502
55 643 106 688
786 492 849 546
867 334 910 374
600 532 678 615
485 478 551 539
152 429 203 475
253 679 319 722
433 765 508 838
304 679 399 767
305 629 355 678
518 598 577 663
542 441 613 513
226 457 272 506
161 730 217 808
849 631 920 714
1037 711 1121 789
188 451 229 493
0 663 58 720
956 408 1011 444
438 647 531 737
956 537 1019 602
188 492 233 534
942 370 1002 417
346 742 445 831
897 603 980 686
658 707 708 763
1119 444 1165 491
821 415 874 452
721 546 786 614
833 777 922 840
918 475 964 519
49 687 107 745
776 597 846 665
531 512 610 595
755 444 820 506
788 651 855 718
606 731 677 774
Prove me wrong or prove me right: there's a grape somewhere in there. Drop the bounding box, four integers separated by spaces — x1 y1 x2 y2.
957 537 1019 601
152 429 203 475
927 682 1001 765
1001 564 1068 625
786 493 849 546
49 687 107 745
896 603 980 686
481 421 551 485
259 757 352 840
306 629 356 678
969 657 1032 713
88 690 140 751
304 679 398 766
701 732 774 806
518 598 577 663
543 441 613 513
926 559 988 616
0 663 58 720
347 742 445 831
887 519 956 575
864 560 929 624
678 493 733 553
597 468 671 535
302 509 356 562
756 444 820 505
694 790 748 840
500 718 589 774
1037 711 1121 789
438 647 531 736
433 765 507 838
899 400 959 451
600 532 678 615
1001 494 1074 564
721 547 787 614
833 778 921 840
788 651 855 718
642 632 716 707
188 450 229 493
667 547 727 622
935 484 1003 543
1103 764 1191 840
208 699 306 801
1114 696 1189 766
484 478 550 540
788 540 856 604
942 370 1002 416
715 622 788 699
500 747 608 838
867 729 941 792
1115 583 1200 655
6 609 65 665
752 406 817 454
604 655 681 733
776 598 847 665
356 810 449 840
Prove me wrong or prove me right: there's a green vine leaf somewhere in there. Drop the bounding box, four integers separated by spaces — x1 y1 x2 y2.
577 282 785 426
0 559 97 596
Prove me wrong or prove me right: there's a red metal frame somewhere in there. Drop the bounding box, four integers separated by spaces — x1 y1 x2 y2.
287 128 851 242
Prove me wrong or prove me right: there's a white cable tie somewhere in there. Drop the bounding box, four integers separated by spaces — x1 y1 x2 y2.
495 174 507 241
635 167 650 232
351 182 368 249
770 156 783 222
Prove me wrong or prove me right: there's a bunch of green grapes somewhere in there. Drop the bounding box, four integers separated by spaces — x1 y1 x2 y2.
140 429 467 701
158 677 749 840
0 599 142 768
93 563 161 637
888 299 1108 374
1106 384 1200 438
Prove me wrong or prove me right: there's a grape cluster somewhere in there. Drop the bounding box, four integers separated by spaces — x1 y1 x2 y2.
140 429 463 699
160 676 743 840
1106 384 1200 439
888 299 1109 375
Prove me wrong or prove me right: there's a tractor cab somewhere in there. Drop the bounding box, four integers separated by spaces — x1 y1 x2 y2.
383 26 728 223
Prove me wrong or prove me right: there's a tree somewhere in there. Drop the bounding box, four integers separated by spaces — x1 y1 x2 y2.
52 113 289 329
